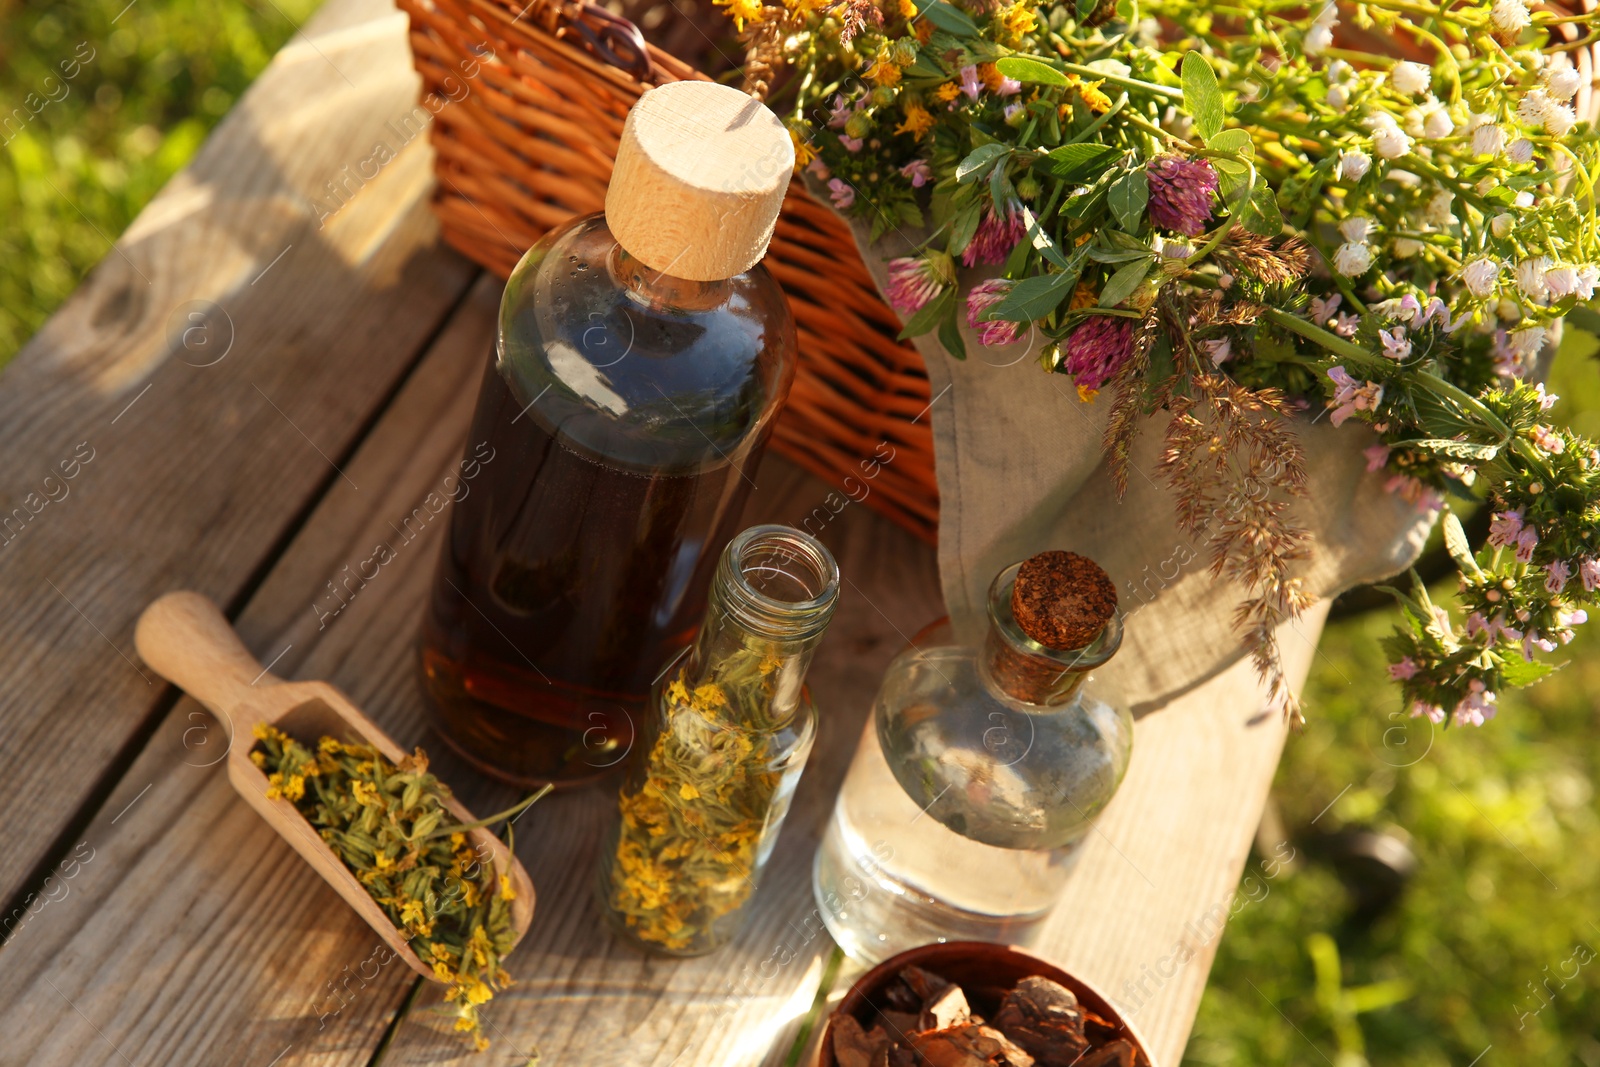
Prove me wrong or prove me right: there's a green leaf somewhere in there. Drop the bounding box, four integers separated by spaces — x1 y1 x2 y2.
1075 0 1098 20
1236 179 1283 236
1087 247 1151 264
1205 129 1253 157
988 272 1077 323
1021 206 1071 271
1213 157 1251 201
1181 50 1224 142
1037 142 1118 181
1107 168 1149 231
896 289 953 340
950 199 983 256
1097 257 1150 309
956 142 1010 184
1500 655 1557 687
1440 510 1483 580
995 56 1069 86
938 296 968 360
919 0 979 37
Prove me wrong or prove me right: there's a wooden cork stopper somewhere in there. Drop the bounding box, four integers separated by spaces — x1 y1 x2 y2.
605 81 794 282
1011 551 1118 651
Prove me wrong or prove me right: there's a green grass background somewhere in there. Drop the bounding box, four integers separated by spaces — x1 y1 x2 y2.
2 1 1597 1063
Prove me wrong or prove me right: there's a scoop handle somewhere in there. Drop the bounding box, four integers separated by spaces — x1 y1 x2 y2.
135 592 276 734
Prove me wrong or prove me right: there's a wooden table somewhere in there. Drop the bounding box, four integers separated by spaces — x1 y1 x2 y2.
0 1 1325 1063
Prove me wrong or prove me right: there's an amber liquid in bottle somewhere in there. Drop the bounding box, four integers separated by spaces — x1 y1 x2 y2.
420 216 795 787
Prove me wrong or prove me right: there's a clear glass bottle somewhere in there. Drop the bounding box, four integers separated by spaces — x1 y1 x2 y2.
419 82 797 788
599 524 839 956
814 558 1132 963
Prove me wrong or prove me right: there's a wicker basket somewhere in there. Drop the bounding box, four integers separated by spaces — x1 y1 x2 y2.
397 0 1600 543
397 0 940 539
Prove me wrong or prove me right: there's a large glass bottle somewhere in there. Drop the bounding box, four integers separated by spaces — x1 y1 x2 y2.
599 524 839 956
420 82 797 788
814 552 1133 963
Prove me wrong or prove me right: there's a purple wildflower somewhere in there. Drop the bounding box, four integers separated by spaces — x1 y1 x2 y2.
1545 559 1571 594
1453 679 1497 727
998 77 1022 96
962 201 1026 267
1580 556 1600 592
901 159 932 188
1411 702 1446 724
1063 316 1137 391
1522 630 1557 660
1532 424 1565 453
1487 509 1524 548
966 279 1023 347
1364 443 1392 472
1388 656 1418 680
1327 366 1383 426
959 65 982 101
884 253 952 316
1515 525 1539 563
1146 156 1219 237
839 135 864 153
827 94 852 130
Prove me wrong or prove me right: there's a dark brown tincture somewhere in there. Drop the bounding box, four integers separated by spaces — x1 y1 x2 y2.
1010 550 1118 651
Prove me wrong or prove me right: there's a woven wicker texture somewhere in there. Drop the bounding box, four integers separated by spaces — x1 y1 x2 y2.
398 0 939 539
397 0 1600 544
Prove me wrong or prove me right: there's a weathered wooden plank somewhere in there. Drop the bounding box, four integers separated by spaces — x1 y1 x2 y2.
0 267 945 1067
0 0 478 906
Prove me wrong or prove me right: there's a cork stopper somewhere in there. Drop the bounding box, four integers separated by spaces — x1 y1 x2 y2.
1010 551 1118 651
605 81 794 282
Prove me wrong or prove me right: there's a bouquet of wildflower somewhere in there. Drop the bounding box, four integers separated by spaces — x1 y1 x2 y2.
718 0 1600 725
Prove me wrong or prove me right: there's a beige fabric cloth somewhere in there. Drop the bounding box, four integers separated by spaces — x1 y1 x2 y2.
850 224 1437 714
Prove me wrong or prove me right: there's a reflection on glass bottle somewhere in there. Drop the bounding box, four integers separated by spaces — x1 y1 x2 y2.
599 525 839 956
815 552 1133 963
419 82 798 788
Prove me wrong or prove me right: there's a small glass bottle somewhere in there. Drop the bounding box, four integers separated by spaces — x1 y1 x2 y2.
814 551 1132 964
600 524 839 956
420 82 797 788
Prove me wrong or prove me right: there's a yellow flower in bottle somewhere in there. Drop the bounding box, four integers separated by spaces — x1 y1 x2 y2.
714 0 764 31
896 103 935 140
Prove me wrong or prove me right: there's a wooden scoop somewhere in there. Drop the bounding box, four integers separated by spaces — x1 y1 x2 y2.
134 591 535 981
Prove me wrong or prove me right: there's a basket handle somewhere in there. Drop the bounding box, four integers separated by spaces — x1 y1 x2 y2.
560 0 654 82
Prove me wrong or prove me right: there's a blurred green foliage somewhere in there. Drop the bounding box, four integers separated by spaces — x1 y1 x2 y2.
1188 339 1600 1066
0 0 318 361
2 3 1598 1063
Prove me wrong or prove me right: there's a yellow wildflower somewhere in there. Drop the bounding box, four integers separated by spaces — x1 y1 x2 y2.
899 0 916 15
790 128 817 170
449 832 466 849
1077 384 1100 403
1062 75 1114 114
433 960 454 981
1070 279 1098 310
499 873 516 901
318 736 342 754
250 750 266 768
679 782 701 800
373 851 394 871
978 62 1005 93
933 82 962 104
282 774 305 802
867 57 902 87
714 0 764 31
996 2 1038 45
351 780 380 806
915 18 934 44
896 103 936 140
